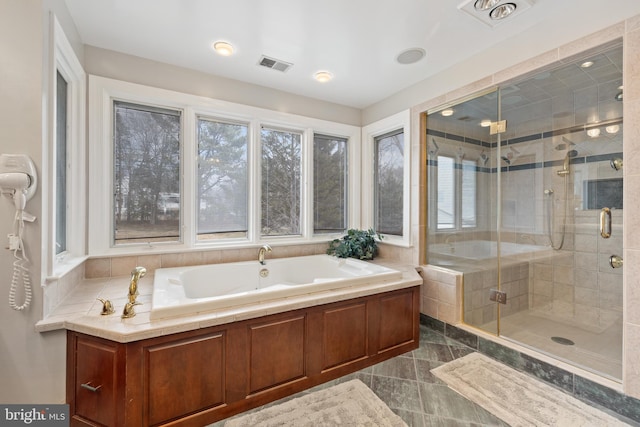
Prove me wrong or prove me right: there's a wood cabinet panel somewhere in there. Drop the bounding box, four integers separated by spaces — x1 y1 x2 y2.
378 289 417 352
322 302 367 371
72 337 121 426
67 286 419 427
145 333 225 426
248 315 306 394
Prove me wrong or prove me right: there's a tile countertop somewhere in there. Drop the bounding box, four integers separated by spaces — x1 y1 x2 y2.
35 261 422 343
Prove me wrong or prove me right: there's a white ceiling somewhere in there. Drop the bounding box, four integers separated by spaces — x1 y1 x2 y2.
64 0 640 109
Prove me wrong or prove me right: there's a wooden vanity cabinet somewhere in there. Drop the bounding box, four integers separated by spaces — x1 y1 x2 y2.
67 286 419 427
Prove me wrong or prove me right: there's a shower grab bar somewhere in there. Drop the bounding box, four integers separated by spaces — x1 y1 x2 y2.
600 207 612 239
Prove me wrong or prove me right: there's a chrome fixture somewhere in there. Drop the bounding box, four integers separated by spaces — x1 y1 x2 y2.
611 158 623 171
615 91 623 101
122 266 146 318
97 298 115 315
258 244 272 265
609 255 623 269
547 149 577 250
474 0 500 10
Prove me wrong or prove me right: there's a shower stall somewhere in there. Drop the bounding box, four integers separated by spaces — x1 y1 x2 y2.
426 42 624 380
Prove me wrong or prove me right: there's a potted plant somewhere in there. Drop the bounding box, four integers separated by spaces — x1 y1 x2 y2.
326 228 383 260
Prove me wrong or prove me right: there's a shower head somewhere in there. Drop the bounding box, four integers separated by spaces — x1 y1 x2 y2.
557 149 578 176
501 155 511 165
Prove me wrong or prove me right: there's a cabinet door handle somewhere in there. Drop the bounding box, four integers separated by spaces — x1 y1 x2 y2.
600 207 612 238
80 382 102 392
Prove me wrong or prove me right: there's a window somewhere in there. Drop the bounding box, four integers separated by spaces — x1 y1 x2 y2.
55 71 67 255
89 76 361 254
113 102 182 244
313 134 348 234
47 16 86 278
436 155 477 230
374 130 404 236
261 127 302 236
197 117 249 240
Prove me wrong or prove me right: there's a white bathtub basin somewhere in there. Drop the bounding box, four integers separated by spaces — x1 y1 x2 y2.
150 254 402 320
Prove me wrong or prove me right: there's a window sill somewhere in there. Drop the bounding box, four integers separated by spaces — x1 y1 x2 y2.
45 255 88 283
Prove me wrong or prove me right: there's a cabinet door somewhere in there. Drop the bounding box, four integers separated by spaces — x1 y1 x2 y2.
248 315 306 394
378 289 417 353
73 337 120 426
144 332 225 426
321 302 368 371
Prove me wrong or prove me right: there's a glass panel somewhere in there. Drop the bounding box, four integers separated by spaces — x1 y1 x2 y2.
313 134 348 234
113 102 182 244
261 127 302 236
197 118 248 240
426 89 500 336
374 130 404 235
55 71 67 254
497 43 623 380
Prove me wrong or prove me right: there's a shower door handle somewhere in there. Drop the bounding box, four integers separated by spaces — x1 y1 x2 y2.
600 207 612 238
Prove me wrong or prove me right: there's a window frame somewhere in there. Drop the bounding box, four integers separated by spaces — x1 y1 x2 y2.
88 76 361 256
361 110 411 247
434 154 479 232
45 15 86 279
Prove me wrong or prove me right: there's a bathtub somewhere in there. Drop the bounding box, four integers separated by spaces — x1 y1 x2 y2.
150 254 402 320
430 240 549 261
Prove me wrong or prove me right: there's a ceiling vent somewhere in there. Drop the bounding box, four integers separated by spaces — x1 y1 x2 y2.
258 55 293 72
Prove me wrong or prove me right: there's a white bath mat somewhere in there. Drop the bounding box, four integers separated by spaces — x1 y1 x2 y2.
224 379 407 427
431 352 628 426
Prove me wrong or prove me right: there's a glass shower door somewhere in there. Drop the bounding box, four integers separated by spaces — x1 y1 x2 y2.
426 89 502 336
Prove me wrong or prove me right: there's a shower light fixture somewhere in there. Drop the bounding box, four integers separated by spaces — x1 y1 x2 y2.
441 109 454 117
587 128 601 138
489 3 516 20
313 71 333 83
606 125 620 134
480 119 492 127
212 41 234 56
580 61 594 68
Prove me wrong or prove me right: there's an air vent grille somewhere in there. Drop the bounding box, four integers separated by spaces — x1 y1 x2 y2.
258 55 293 72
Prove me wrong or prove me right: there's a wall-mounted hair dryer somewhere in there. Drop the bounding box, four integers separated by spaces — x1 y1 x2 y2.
0 154 37 217
0 154 37 311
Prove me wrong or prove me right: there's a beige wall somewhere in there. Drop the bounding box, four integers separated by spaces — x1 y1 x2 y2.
84 46 362 127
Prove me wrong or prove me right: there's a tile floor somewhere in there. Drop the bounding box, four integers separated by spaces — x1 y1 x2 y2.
216 324 635 426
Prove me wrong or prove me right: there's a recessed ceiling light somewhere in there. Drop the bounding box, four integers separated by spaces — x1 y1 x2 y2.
212 41 234 56
314 71 333 83
480 119 492 127
474 0 500 11
580 60 594 68
587 128 601 138
606 125 620 134
441 109 454 117
490 3 517 20
396 48 426 65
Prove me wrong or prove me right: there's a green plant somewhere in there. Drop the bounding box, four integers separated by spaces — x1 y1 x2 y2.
326 228 382 260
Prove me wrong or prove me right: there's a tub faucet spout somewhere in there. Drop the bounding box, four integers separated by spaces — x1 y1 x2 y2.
128 266 147 304
258 245 272 265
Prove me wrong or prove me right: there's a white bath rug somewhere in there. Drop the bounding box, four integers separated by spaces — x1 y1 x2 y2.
431 352 628 426
224 379 407 427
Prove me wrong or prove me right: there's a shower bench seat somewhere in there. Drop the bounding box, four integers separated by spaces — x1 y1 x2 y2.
66 285 420 427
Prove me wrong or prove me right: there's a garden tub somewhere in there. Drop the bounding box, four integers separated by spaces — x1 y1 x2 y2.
150 254 402 320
